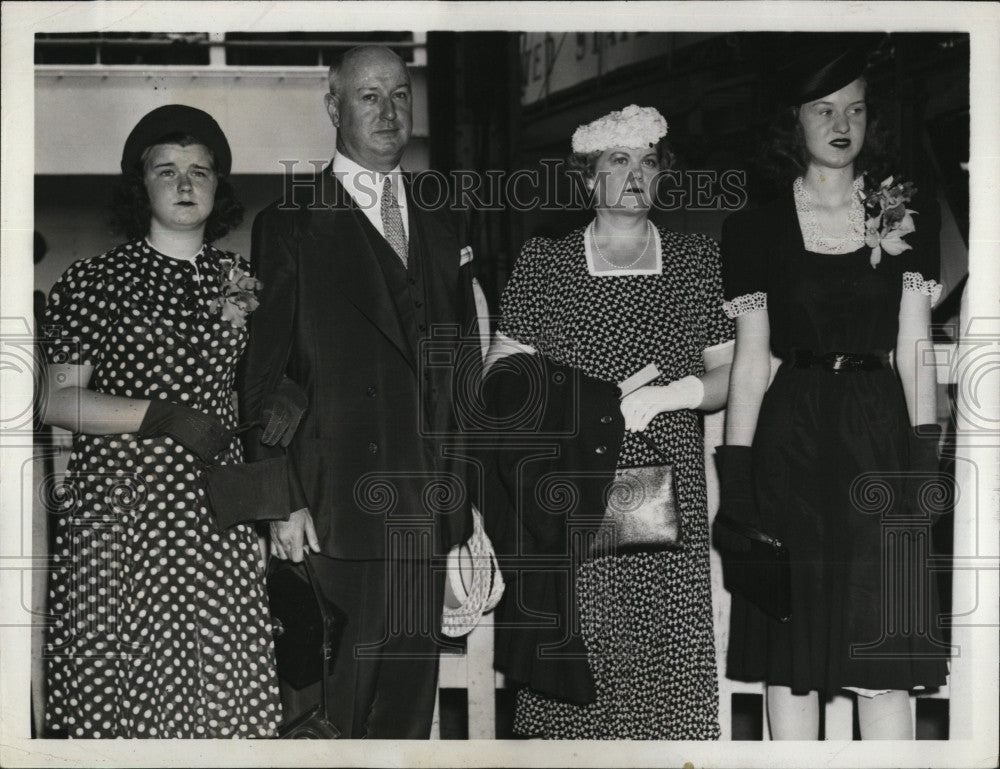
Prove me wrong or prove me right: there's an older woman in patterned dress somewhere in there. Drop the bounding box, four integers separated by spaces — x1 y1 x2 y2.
486 106 734 739
41 105 284 737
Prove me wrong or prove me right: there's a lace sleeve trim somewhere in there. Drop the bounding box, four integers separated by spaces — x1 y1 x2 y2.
902 271 943 305
723 291 768 319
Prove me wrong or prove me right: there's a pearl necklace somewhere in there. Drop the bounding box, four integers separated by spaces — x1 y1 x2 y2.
591 220 654 270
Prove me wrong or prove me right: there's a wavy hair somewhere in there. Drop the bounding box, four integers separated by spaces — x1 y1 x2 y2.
757 76 896 186
109 133 244 243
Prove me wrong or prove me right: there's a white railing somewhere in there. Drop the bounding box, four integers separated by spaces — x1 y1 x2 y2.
34 32 427 69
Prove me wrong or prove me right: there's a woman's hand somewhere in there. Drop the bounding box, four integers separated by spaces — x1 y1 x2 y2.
260 377 308 447
619 376 705 431
137 400 232 462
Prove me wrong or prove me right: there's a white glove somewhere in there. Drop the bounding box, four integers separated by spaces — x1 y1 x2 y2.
619 375 704 431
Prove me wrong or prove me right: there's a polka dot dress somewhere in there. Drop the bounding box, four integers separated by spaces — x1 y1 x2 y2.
498 225 733 739
41 240 282 738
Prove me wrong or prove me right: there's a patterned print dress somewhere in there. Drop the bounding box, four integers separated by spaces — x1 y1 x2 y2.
497 225 734 739
42 240 282 738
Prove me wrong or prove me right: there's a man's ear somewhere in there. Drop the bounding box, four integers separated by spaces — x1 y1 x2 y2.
324 92 340 127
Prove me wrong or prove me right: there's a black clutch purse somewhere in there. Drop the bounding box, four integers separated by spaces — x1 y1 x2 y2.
268 555 347 738
201 421 293 529
204 456 291 529
590 433 683 557
712 513 791 623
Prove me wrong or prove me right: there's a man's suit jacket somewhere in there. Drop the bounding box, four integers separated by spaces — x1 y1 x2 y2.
239 167 478 561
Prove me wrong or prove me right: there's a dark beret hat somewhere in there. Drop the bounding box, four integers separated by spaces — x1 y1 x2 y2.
120 104 232 175
785 47 868 106
764 33 881 107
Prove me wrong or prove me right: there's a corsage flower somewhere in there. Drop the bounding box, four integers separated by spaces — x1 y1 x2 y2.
209 256 261 328
859 174 918 269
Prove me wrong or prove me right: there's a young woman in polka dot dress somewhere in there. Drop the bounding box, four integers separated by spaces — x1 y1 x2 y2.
41 106 282 737
488 106 734 739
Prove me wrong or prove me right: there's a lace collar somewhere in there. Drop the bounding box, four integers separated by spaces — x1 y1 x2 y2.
793 176 866 254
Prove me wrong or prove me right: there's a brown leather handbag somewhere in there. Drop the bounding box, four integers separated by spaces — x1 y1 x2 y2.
589 433 683 557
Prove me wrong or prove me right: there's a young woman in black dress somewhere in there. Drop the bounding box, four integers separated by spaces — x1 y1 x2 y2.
717 47 949 739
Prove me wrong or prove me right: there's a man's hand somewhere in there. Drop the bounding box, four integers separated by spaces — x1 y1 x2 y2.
269 507 320 562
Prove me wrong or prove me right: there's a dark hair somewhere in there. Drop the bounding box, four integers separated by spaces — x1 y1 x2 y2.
566 139 675 179
109 133 244 242
757 76 895 186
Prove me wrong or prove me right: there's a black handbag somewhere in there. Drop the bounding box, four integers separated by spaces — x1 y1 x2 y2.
590 433 683 557
712 513 791 622
202 422 292 529
268 555 347 738
205 456 291 529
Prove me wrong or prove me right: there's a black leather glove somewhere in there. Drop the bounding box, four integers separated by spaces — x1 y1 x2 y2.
260 377 309 448
138 399 232 463
714 445 759 526
906 423 947 521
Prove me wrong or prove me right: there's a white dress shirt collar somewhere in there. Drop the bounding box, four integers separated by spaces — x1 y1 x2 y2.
331 152 409 240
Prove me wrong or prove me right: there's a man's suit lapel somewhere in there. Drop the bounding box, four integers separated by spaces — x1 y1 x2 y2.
307 171 416 372
406 177 459 328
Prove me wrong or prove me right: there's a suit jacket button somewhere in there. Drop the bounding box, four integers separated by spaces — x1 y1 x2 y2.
595 445 607 455
368 442 379 454
600 415 612 424
418 323 426 332
366 386 377 397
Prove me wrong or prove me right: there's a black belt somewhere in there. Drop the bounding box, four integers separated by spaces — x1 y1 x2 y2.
788 349 890 372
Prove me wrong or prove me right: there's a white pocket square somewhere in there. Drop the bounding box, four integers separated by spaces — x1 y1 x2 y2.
460 245 474 266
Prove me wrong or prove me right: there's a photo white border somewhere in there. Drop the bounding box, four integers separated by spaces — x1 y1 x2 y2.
2 2 998 767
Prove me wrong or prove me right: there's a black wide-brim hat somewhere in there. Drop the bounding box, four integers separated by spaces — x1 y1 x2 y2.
120 104 232 175
765 33 883 107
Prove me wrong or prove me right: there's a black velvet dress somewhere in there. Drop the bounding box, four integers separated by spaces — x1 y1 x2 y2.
720 191 951 696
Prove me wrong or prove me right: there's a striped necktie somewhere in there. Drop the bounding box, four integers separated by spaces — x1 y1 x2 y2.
380 176 408 266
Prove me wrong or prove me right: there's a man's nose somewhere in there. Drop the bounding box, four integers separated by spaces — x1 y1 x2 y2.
177 173 193 191
380 97 397 122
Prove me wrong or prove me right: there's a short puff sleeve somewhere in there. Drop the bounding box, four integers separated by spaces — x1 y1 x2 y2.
901 194 943 305
720 210 768 319
42 257 112 367
691 234 736 352
496 236 553 348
